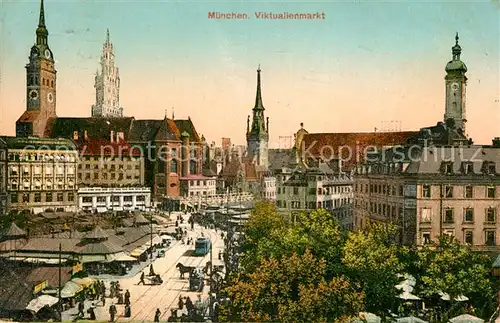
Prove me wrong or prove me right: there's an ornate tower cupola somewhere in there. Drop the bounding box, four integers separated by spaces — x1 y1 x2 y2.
444 32 468 133
16 0 57 138
91 29 123 118
246 65 269 168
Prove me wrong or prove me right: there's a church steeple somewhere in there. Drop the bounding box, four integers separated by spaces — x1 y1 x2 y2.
254 65 264 111
246 65 269 168
36 0 48 46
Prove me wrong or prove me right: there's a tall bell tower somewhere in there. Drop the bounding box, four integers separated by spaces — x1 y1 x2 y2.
91 29 123 118
444 33 467 133
246 66 269 168
16 0 57 137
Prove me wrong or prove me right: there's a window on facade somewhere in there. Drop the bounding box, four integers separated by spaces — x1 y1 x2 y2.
34 193 41 202
118 173 123 180
465 185 473 198
111 173 116 179
487 186 496 198
422 184 431 198
444 208 454 223
190 160 197 175
464 231 473 245
57 193 64 202
82 197 92 203
293 187 299 195
399 185 403 196
68 193 74 202
444 185 453 198
11 193 18 203
94 173 99 179
486 208 496 223
422 232 431 245
85 164 90 169
443 162 453 174
23 194 29 203
464 208 474 222
463 162 473 174
11 180 18 190
420 208 432 223
46 192 53 202
486 231 496 246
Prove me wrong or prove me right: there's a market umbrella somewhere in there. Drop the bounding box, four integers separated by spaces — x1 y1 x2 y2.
72 277 95 287
398 290 421 301
353 312 382 323
26 295 59 313
449 314 484 323
396 316 428 323
60 280 83 298
439 292 469 302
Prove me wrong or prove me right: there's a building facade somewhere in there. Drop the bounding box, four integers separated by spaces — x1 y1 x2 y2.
16 0 57 138
78 187 151 213
3 137 78 214
275 166 353 226
179 174 217 198
91 29 123 118
74 132 144 187
261 175 276 202
354 145 500 249
0 138 7 216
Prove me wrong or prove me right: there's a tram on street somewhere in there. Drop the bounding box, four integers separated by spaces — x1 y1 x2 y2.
194 237 211 256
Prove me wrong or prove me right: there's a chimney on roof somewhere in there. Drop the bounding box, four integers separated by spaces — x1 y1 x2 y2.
110 130 114 143
84 130 88 141
493 137 500 148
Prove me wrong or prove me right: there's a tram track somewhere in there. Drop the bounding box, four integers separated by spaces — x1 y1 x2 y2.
127 222 221 321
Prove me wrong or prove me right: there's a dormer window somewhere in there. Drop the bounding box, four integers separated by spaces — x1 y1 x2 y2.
462 162 473 174
442 162 453 175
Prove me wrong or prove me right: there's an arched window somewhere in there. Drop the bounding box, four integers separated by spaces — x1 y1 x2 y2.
42 79 45 86
51 80 54 87
189 160 197 174
170 159 178 174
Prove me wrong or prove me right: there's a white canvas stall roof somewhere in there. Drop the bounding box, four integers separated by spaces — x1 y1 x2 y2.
145 236 162 246
60 281 83 298
449 314 484 323
130 246 148 258
111 253 137 262
26 295 59 313
80 254 106 263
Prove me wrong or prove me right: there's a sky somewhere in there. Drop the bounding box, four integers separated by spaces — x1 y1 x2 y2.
1 0 499 148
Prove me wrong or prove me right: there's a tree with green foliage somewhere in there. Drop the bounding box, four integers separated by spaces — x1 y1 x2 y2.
342 222 404 316
219 249 364 322
411 236 497 318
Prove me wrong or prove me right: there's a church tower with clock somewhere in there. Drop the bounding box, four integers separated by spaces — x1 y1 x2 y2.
444 33 467 133
16 0 57 138
91 29 123 118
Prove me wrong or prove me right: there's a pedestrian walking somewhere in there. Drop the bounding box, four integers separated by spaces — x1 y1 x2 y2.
100 280 106 297
101 294 106 307
149 264 155 276
124 289 130 305
178 295 184 310
154 308 161 322
77 301 85 317
88 303 96 320
109 303 117 322
138 272 145 285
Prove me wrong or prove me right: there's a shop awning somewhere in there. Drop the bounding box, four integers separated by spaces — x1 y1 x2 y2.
96 207 107 213
72 277 95 288
60 281 83 298
145 236 162 247
80 254 106 263
26 295 59 313
112 253 137 262
130 247 147 258
23 258 65 264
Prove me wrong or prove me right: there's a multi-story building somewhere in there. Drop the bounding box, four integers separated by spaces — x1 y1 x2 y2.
3 136 78 214
261 175 276 201
78 187 151 213
91 29 123 118
0 138 7 216
354 144 500 249
74 131 144 187
275 165 354 226
180 175 217 198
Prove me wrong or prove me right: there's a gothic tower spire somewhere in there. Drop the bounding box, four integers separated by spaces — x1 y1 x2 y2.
254 64 264 111
91 29 123 118
36 0 48 46
246 65 269 168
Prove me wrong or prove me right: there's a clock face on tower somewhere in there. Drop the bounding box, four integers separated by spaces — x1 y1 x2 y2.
451 83 459 92
29 89 39 100
47 92 54 103
44 49 51 59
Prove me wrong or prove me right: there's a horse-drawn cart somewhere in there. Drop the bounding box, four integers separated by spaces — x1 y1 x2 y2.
189 268 205 292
